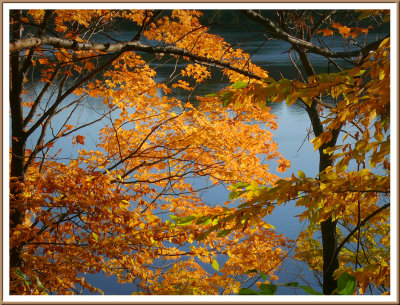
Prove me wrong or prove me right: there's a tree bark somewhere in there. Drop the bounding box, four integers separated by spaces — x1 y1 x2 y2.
10 9 26 272
303 63 340 295
318 154 338 295
9 36 263 81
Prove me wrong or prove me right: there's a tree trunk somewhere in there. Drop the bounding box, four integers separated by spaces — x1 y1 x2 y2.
319 150 339 295
10 9 26 273
297 47 340 295
239 10 342 292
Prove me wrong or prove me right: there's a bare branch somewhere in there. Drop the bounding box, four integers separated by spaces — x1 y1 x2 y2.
24 52 121 139
329 203 390 268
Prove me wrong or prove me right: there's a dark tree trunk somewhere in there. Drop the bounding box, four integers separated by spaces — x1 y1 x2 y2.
319 148 339 294
297 47 340 295
10 9 26 272
306 103 340 295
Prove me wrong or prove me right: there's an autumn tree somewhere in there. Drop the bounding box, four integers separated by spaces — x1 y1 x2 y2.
196 9 390 295
8 9 292 295
8 8 391 296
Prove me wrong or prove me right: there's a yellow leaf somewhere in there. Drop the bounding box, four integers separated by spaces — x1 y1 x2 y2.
211 260 219 271
311 137 323 151
91 232 99 241
336 163 347 173
285 94 298 106
298 170 306 180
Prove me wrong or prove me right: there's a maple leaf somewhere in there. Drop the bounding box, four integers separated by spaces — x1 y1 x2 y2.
332 22 351 37
75 135 85 145
317 28 334 37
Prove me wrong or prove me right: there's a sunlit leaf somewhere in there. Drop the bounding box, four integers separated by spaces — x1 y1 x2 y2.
211 259 220 271
231 81 248 89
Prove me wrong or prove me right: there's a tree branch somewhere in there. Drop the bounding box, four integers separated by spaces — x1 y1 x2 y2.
9 35 263 80
241 10 386 59
330 203 390 268
24 52 121 139
308 10 336 40
106 115 181 172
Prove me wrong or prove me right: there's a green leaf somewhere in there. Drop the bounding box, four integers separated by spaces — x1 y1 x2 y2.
300 285 323 295
259 284 277 295
239 288 260 295
237 202 250 208
35 275 47 292
14 268 30 288
232 181 250 189
337 272 356 295
201 218 212 226
231 81 248 89
278 78 292 86
229 191 239 199
211 259 220 271
298 170 306 180
194 216 214 226
195 216 207 224
245 269 258 274
197 223 219 241
259 272 269 280
230 190 246 200
263 77 276 84
282 281 299 287
217 229 232 237
14 268 25 279
267 186 279 194
221 91 233 107
205 92 219 97
176 215 196 225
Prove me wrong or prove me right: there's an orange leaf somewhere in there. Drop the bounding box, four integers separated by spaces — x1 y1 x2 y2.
38 58 49 65
338 26 351 36
332 22 351 37
317 28 334 37
84 61 95 71
75 135 85 145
